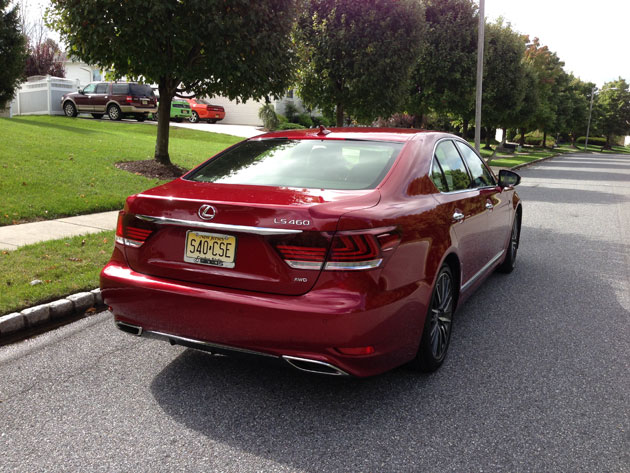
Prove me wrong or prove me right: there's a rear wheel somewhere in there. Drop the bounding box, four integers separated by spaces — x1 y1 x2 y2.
136 114 146 122
498 212 520 273
107 104 122 121
409 264 454 372
63 102 77 117
188 111 199 123
91 113 103 119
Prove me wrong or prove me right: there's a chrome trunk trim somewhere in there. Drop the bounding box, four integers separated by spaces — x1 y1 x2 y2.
135 214 302 235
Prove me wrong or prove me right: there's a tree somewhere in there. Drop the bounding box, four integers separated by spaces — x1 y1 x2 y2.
295 0 425 126
595 78 630 148
47 0 297 165
522 37 565 147
25 37 65 77
0 0 27 109
410 0 477 132
481 19 528 147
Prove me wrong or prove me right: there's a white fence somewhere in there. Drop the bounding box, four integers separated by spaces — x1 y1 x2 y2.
11 76 80 116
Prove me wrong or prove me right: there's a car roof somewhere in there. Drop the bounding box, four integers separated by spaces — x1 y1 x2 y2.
255 127 433 143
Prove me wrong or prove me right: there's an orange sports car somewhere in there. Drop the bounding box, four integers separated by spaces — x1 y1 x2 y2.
185 98 226 123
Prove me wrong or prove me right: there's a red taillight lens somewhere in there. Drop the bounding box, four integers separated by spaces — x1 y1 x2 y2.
272 233 331 270
336 346 375 355
125 95 133 103
115 211 154 247
272 227 400 271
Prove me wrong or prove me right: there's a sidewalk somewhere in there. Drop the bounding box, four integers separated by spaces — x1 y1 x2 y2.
0 211 118 251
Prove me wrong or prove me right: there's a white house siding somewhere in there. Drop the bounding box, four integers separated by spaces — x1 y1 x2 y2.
63 62 104 86
205 96 265 126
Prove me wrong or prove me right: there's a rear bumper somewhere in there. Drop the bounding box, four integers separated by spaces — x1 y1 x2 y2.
100 261 428 377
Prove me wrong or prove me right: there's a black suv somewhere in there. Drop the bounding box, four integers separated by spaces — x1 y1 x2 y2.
61 82 157 121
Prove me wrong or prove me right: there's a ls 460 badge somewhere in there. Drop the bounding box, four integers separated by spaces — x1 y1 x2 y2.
273 218 310 226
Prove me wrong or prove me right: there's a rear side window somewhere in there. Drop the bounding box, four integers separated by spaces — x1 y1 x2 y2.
434 140 471 191
186 139 404 190
455 141 496 187
95 83 108 94
129 84 154 97
112 83 129 95
430 160 448 192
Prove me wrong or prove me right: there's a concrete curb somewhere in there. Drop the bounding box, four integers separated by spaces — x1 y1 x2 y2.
0 288 103 340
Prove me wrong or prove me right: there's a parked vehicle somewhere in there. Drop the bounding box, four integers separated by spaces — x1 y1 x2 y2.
149 98 192 122
184 97 225 123
101 128 522 377
61 82 157 121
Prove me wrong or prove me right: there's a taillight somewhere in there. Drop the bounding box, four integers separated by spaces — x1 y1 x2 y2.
125 95 133 103
115 211 155 247
272 227 400 271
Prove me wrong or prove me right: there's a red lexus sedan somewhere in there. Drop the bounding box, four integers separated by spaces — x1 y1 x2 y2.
100 128 521 377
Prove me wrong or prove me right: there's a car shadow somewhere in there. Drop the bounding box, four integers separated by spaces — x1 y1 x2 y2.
148 224 629 472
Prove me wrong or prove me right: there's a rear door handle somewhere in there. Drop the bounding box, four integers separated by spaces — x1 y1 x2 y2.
452 211 464 221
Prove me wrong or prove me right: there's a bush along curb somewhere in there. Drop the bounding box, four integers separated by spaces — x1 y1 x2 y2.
0 289 104 341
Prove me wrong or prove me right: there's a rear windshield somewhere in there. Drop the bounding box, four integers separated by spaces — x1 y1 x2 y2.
129 84 154 97
186 139 403 190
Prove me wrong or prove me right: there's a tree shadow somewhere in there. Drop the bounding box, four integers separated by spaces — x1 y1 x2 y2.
149 226 629 472
10 117 103 135
517 184 628 205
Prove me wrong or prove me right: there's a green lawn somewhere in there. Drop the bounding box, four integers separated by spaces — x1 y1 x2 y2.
0 116 241 226
0 231 114 315
487 143 630 167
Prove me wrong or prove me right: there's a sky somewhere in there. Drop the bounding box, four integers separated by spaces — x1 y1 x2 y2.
19 0 630 88
485 0 630 87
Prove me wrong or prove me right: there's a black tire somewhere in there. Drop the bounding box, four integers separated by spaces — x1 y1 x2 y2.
208 119 218 124
153 111 159 122
91 113 103 119
188 111 199 123
63 101 77 117
409 264 455 372
136 114 146 122
497 212 520 273
173 117 182 123
107 104 122 121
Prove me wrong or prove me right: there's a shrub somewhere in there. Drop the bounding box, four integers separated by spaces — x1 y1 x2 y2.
576 136 607 146
373 113 415 128
277 122 306 130
277 114 288 124
311 115 331 127
296 113 313 128
258 104 279 131
283 103 299 123
524 131 556 147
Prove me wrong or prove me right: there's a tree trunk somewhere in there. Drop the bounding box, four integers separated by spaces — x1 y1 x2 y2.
605 133 612 149
483 127 492 150
154 79 176 165
542 130 547 148
570 133 576 148
519 128 526 147
336 103 344 127
462 119 469 139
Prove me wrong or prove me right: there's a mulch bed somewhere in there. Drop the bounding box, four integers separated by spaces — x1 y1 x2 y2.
115 160 189 180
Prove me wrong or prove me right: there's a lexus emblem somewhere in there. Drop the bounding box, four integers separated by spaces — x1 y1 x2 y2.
198 204 217 221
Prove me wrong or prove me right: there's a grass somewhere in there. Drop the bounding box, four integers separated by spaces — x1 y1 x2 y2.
0 231 115 315
487 143 630 168
0 116 241 226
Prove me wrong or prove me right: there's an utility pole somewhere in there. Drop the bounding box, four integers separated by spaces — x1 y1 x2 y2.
474 0 485 152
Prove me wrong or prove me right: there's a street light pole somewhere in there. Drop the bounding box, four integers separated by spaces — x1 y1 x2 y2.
474 0 485 152
584 86 596 151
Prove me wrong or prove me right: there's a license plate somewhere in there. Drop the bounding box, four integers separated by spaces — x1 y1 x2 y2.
184 231 236 268
142 99 148 104
215 114 220 118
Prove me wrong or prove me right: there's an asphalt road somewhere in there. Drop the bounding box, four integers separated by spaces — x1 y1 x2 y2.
1 153 629 472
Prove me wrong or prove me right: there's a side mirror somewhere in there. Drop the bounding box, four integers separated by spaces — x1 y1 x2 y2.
498 169 521 187
78 87 84 94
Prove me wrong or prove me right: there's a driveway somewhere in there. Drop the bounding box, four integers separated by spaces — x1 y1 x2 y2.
0 153 628 472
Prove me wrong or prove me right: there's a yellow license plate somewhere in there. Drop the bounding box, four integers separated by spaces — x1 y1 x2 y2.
184 231 236 268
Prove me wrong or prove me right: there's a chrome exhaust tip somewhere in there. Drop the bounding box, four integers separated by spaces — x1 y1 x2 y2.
115 321 143 336
282 355 349 376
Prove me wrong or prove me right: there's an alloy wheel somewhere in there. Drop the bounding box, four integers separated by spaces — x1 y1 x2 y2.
429 270 453 360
